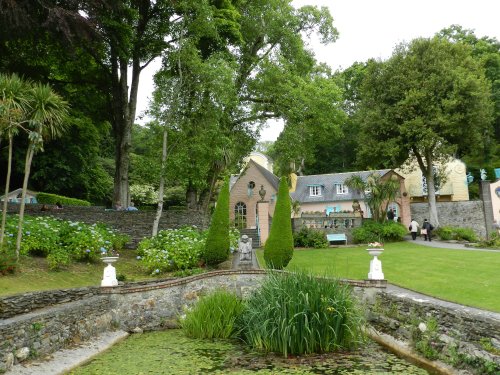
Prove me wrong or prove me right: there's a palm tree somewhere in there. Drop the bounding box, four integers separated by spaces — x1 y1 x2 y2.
344 172 400 223
15 83 69 259
0 73 30 250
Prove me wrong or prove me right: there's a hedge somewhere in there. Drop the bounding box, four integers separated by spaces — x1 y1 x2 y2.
36 193 91 207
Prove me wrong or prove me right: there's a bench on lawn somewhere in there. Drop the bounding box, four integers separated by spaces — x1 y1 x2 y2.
326 233 347 245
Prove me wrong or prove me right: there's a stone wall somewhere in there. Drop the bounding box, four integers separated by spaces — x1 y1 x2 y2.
6 203 210 247
0 286 101 319
0 271 384 372
366 287 500 372
1 272 498 373
410 200 486 238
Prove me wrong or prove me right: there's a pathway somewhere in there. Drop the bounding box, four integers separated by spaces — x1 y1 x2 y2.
403 235 500 253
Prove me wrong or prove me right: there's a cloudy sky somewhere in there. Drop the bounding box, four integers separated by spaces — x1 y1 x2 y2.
137 0 500 141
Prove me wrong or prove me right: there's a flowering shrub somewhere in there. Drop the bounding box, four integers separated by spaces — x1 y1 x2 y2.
137 226 206 274
137 226 241 275
4 215 129 270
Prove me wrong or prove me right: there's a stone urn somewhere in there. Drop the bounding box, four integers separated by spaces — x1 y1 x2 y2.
101 256 119 287
259 185 266 201
367 248 384 280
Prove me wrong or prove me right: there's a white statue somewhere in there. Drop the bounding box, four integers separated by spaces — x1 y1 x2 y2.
239 235 252 261
480 168 487 181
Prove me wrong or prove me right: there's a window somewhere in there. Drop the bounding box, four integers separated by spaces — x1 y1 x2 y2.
309 185 322 196
234 202 247 229
335 183 348 195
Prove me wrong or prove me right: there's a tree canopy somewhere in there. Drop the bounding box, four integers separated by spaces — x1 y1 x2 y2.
356 37 494 225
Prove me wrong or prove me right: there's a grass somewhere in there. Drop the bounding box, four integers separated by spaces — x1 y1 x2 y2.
0 248 154 296
257 242 500 313
2 241 499 313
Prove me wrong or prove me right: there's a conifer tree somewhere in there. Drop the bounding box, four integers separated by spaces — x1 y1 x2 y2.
264 177 294 269
204 179 230 266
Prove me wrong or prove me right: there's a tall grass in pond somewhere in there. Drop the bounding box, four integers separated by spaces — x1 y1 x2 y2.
180 290 244 339
239 271 366 357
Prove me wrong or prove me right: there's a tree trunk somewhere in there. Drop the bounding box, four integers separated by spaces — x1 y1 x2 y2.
152 129 168 236
0 136 13 249
112 55 141 208
186 181 198 210
426 163 440 227
15 144 35 261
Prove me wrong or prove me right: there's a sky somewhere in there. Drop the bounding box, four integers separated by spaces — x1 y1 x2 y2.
137 0 500 141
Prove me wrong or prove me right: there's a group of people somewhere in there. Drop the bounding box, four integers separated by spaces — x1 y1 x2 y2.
409 218 434 241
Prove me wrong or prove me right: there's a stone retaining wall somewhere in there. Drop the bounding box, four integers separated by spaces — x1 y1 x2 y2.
1 272 498 373
410 200 486 238
366 287 500 372
6 203 210 247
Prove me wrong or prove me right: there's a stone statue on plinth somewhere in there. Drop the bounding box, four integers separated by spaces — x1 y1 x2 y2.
239 235 252 261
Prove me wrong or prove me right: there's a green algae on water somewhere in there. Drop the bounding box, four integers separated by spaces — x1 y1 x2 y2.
69 330 428 374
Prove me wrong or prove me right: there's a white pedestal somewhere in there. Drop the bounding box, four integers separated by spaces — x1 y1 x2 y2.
101 257 119 287
367 249 384 280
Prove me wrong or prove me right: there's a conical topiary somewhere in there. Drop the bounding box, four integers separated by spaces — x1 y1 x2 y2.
204 178 230 266
264 176 293 269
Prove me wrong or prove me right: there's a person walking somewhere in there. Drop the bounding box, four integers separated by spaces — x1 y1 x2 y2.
422 219 434 241
387 208 395 221
409 218 419 240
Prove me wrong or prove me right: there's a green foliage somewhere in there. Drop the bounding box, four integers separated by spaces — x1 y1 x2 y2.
36 193 91 206
0 249 18 275
137 226 206 275
264 177 294 269
434 226 478 242
129 184 158 206
3 215 128 269
411 317 441 360
203 179 230 266
136 226 240 275
239 271 365 357
180 290 244 339
293 227 328 248
352 220 407 244
476 232 500 248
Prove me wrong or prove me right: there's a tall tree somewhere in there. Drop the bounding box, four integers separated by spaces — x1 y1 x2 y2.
15 82 69 260
0 0 222 208
436 25 500 165
357 37 494 226
0 73 30 249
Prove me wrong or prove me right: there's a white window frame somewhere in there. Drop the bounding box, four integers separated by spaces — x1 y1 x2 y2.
309 185 322 197
335 183 348 195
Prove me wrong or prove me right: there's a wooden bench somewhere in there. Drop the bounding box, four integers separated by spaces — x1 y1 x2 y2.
326 233 347 245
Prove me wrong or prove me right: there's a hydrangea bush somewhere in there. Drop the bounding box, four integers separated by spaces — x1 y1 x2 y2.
137 226 240 275
3 215 129 269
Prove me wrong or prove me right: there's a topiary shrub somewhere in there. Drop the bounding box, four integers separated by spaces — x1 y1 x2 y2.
203 179 230 266
293 227 328 248
264 177 294 269
36 192 91 206
352 220 407 243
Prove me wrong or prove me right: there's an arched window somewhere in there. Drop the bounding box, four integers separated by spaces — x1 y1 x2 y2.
234 202 247 229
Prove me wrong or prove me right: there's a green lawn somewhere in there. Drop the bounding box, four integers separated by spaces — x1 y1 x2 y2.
0 248 155 296
2 242 499 313
257 242 500 313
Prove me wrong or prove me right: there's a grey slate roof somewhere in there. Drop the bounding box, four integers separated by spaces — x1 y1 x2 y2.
290 169 392 203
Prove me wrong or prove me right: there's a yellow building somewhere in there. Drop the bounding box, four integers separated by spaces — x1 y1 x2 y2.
397 159 469 202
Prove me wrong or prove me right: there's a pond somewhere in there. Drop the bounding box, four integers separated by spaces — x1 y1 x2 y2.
69 330 429 374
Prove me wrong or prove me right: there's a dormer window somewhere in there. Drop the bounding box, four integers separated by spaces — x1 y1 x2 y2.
309 185 322 197
335 183 348 195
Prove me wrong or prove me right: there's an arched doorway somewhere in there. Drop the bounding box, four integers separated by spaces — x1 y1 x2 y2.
234 202 247 229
